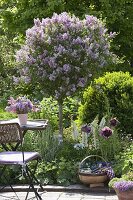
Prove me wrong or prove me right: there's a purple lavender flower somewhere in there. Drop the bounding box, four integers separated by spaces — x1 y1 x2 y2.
114 181 133 192
100 126 112 139
81 124 91 134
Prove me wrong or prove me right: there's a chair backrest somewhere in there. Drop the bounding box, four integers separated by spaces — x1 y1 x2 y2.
0 123 23 144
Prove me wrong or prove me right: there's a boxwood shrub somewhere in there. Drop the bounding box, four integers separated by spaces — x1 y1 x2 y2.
78 71 133 136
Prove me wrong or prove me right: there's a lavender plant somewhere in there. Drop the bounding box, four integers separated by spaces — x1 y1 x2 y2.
114 181 133 192
15 12 117 138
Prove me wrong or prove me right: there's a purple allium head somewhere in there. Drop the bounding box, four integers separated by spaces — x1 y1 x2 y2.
100 126 112 139
110 117 119 127
81 124 91 134
114 181 133 192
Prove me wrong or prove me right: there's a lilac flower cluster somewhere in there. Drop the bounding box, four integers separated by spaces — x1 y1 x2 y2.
15 12 116 101
5 97 36 114
114 181 133 192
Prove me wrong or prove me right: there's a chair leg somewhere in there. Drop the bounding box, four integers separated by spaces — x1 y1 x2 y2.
23 163 43 200
26 166 44 191
0 166 20 200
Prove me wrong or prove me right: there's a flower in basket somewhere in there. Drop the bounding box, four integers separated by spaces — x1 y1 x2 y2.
5 96 36 114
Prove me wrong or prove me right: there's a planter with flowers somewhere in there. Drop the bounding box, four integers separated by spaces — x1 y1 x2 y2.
5 96 37 125
109 178 133 200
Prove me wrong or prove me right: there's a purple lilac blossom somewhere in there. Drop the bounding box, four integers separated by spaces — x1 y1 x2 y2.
100 126 112 139
15 12 117 101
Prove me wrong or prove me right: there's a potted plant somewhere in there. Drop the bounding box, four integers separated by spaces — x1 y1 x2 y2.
5 96 38 125
109 177 133 200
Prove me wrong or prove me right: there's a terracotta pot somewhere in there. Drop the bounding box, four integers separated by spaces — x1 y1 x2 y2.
18 113 28 126
114 188 133 200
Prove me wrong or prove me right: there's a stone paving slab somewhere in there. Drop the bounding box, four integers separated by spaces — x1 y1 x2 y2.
0 184 115 193
0 184 118 200
0 191 118 200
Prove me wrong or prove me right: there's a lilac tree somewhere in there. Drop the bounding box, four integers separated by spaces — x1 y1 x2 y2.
16 12 117 139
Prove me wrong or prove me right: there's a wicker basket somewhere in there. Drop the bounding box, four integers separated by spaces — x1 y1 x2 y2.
78 155 108 185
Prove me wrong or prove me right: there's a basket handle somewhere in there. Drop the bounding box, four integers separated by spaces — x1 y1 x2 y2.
79 155 108 169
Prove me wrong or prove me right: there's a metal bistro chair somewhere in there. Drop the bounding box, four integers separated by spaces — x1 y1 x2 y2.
0 123 44 200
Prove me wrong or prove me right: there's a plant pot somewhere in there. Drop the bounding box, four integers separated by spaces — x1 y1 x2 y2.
18 113 28 126
114 188 133 200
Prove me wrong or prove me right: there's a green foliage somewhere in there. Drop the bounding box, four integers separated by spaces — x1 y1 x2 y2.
39 97 58 130
113 144 133 177
37 158 79 186
56 157 79 186
23 125 59 162
30 97 80 130
78 71 133 136
0 108 16 119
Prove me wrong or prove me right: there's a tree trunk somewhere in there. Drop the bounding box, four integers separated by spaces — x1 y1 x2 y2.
58 101 63 143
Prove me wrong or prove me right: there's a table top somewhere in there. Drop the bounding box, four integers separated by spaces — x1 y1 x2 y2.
0 118 48 130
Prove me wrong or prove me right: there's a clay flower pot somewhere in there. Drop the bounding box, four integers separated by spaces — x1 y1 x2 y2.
114 188 133 200
114 181 133 200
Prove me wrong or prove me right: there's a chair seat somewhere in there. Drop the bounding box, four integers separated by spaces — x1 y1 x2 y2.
0 151 41 165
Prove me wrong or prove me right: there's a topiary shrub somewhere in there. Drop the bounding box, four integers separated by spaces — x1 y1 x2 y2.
78 71 133 136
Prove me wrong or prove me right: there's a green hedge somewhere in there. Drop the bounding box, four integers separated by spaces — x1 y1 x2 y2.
78 71 133 136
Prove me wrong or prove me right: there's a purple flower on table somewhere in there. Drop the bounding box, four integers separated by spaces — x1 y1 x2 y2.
5 96 37 114
114 181 133 192
100 126 112 139
110 117 119 127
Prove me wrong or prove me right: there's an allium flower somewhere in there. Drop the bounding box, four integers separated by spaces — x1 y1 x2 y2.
114 181 133 192
100 126 112 139
110 117 119 127
81 124 91 134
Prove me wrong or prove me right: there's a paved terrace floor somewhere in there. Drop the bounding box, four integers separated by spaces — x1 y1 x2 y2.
0 191 118 200
0 184 118 200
